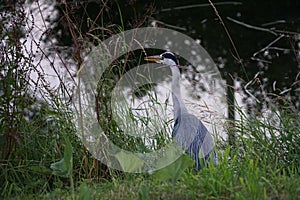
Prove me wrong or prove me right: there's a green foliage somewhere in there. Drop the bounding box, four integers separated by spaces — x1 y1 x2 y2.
53 105 298 200
0 0 31 161
79 182 94 200
139 184 150 200
114 151 145 173
51 137 73 178
153 155 194 183
81 135 299 200
51 136 75 196
235 105 300 173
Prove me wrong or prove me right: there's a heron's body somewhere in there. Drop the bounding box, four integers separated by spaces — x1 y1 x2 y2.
173 111 217 169
145 52 217 170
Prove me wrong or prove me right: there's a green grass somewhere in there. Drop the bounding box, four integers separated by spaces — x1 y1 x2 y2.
21 144 299 200
2 103 299 200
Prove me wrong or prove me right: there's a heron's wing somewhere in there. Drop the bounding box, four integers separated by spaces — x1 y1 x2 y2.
197 121 215 159
173 113 202 150
173 113 215 159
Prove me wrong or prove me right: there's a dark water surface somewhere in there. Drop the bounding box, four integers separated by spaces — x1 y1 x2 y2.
52 0 300 112
2 0 299 112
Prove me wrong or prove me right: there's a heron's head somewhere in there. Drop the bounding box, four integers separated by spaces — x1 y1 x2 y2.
144 52 178 66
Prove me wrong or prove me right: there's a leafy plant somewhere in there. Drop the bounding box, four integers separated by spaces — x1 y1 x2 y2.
51 136 74 196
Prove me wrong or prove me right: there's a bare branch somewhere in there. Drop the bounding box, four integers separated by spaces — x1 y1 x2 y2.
227 17 278 36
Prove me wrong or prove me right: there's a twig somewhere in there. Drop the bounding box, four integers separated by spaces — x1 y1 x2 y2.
150 20 187 31
35 1 74 99
251 57 272 64
227 17 278 36
252 34 285 57
161 2 242 12
88 0 109 33
261 20 286 26
208 0 242 65
244 72 261 103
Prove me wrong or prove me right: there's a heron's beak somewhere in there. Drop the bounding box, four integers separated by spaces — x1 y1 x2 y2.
144 55 162 63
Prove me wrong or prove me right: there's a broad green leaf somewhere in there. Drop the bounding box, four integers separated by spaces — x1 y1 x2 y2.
50 158 68 177
139 184 149 200
79 182 93 200
114 151 144 172
29 165 52 174
156 144 183 169
153 154 194 182
50 137 73 177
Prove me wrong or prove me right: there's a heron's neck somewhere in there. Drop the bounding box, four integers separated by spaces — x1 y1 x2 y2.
170 66 187 119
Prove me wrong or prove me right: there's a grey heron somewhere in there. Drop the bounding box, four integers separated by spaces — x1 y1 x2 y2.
145 51 217 170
